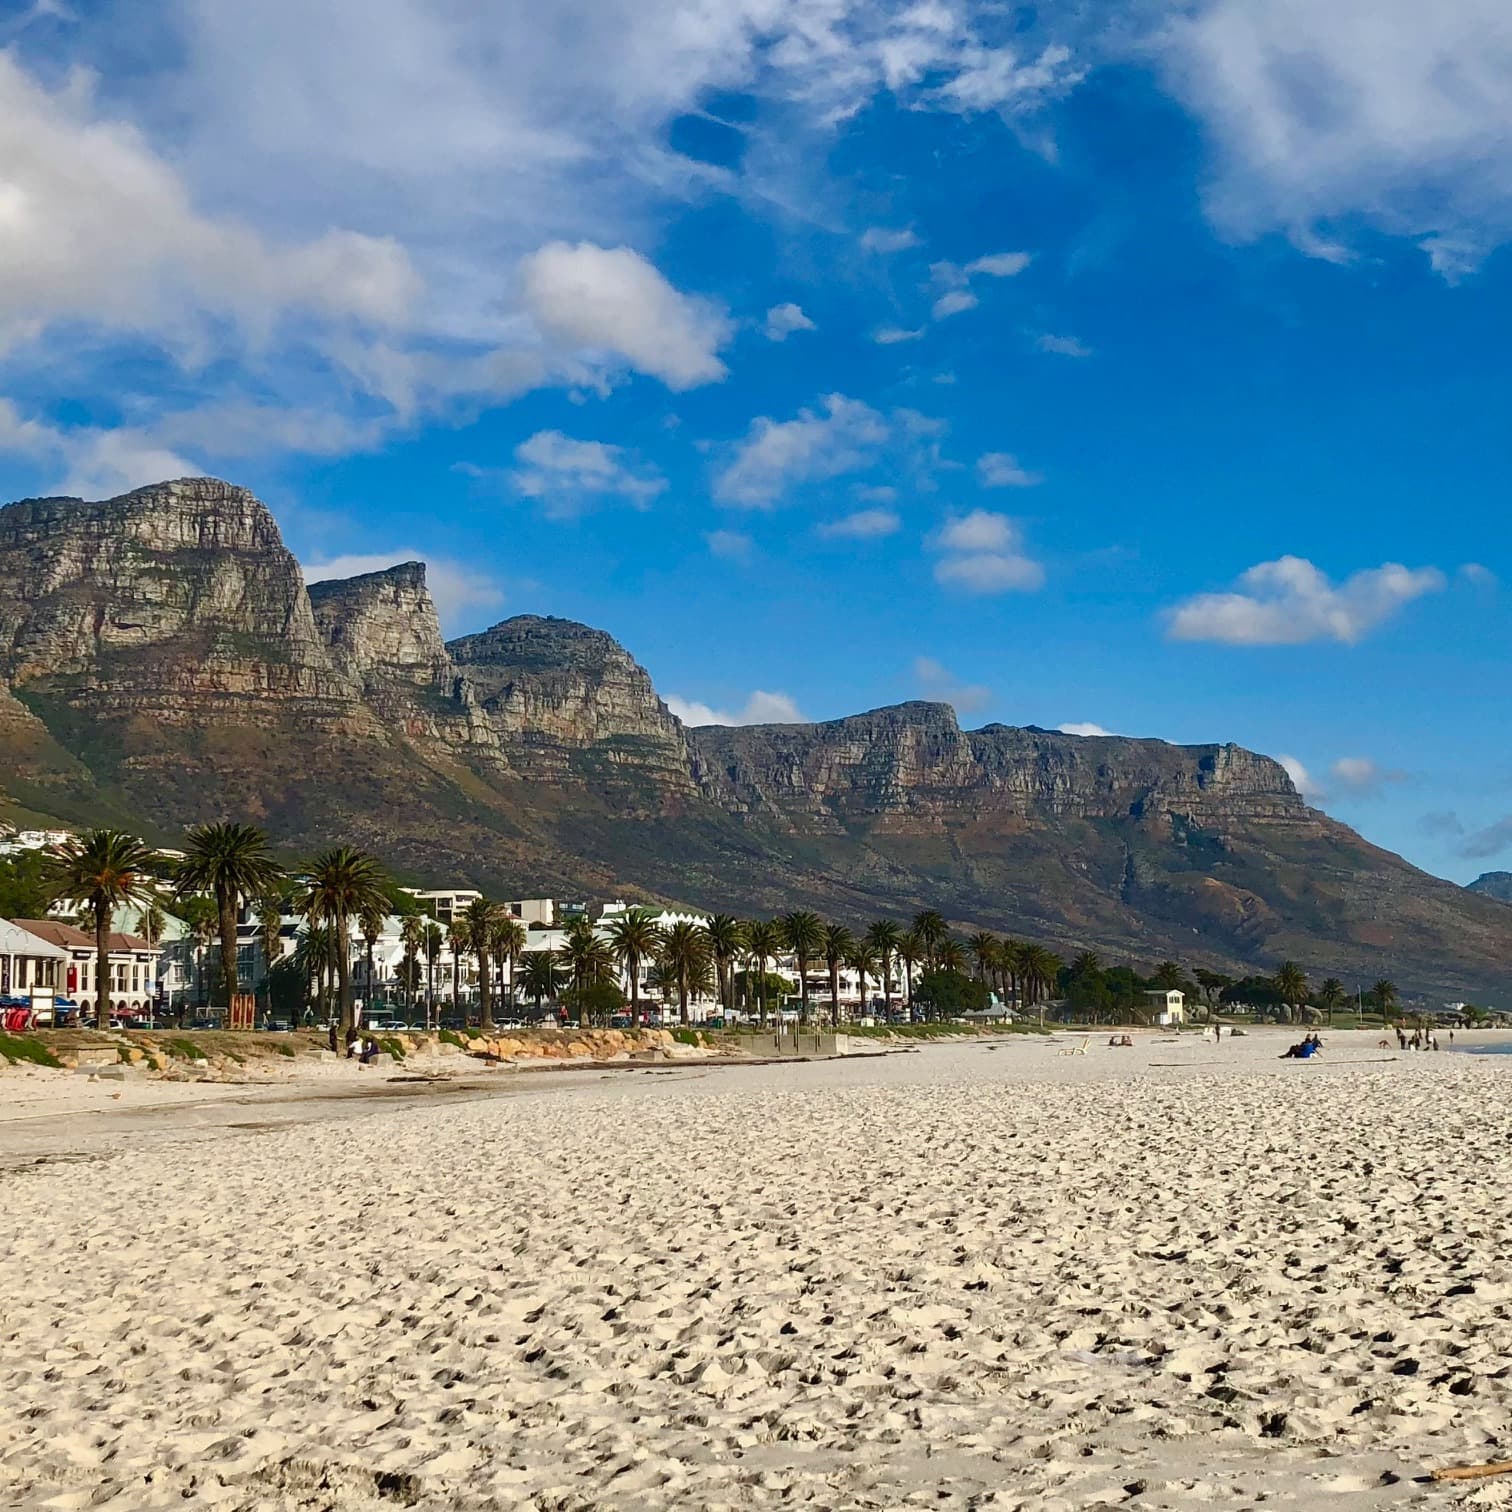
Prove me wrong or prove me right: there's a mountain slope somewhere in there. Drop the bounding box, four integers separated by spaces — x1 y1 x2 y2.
1 477 1508 1002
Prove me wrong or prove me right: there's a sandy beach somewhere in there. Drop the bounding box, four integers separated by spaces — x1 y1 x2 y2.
3 1030 1511 1509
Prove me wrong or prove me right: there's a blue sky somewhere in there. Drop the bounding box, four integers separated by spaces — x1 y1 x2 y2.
1 1 1510 882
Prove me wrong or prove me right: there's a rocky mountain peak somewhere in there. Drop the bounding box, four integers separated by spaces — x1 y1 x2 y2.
308 560 448 689
1468 872 1512 903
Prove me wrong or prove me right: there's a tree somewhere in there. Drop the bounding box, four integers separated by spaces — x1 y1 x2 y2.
913 969 989 1018
1274 961 1309 1022
1193 968 1231 1013
1021 943 1059 1026
967 931 999 983
864 920 902 1018
0 849 50 919
999 940 1027 1019
1372 978 1398 1017
175 823 283 1010
821 922 855 1027
606 907 661 1029
1152 960 1185 992
447 918 469 1018
1318 977 1347 1025
911 910 948 969
658 920 712 1026
423 922 444 1027
936 937 967 977
743 919 782 1027
257 898 283 1006
706 914 745 1019
191 905 218 1014
898 927 924 1013
138 897 167 952
400 914 424 1020
491 915 527 1015
294 848 389 1033
43 830 160 1026
780 911 825 1028
845 941 876 1016
359 902 386 1010
519 950 561 1016
561 918 614 1028
463 898 495 1029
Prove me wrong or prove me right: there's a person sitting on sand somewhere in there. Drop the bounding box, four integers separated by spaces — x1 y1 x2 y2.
1121 1034 1134 1047
359 1036 381 1065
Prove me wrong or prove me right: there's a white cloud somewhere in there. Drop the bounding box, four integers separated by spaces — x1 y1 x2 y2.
1037 333 1092 357
817 508 901 541
1155 0 1512 276
929 510 1045 595
976 451 1042 488
1461 562 1498 587
913 655 990 713
705 529 753 561
873 326 924 345
1166 556 1446 645
965 251 1032 277
1059 721 1115 738
0 399 200 499
301 551 503 633
1278 755 1324 800
855 484 897 504
764 302 816 341
0 52 419 356
508 429 666 517
860 227 919 253
1330 755 1404 795
714 394 888 507
931 289 979 320
519 242 730 390
935 42 1084 113
665 690 804 726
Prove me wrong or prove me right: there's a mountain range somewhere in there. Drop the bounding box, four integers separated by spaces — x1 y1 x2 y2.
1 476 1508 1002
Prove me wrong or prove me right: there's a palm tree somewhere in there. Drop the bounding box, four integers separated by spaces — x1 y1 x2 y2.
1318 977 1346 1026
400 914 425 1021
1274 961 1309 1022
911 909 948 969
1372 978 1398 1019
359 902 385 1011
423 922 444 1028
606 907 661 1029
1021 943 1056 1026
864 920 901 1019
1152 960 1185 992
937 937 967 974
174 822 283 1011
780 911 825 1029
967 931 998 983
821 923 855 1027
257 897 283 1004
846 941 877 1017
194 909 218 1013
658 920 712 1026
293 848 389 1033
1000 939 1027 1019
43 829 160 1027
561 917 614 1027
463 897 495 1029
491 915 527 1015
706 914 745 1020
519 950 561 1016
743 918 781 1027
898 927 924 1015
447 918 469 1019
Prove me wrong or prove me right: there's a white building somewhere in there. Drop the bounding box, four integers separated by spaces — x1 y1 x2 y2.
0 919 68 1003
8 919 159 1017
1145 988 1186 1026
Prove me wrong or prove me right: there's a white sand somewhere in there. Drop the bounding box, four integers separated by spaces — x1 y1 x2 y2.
2 1030 1511 1509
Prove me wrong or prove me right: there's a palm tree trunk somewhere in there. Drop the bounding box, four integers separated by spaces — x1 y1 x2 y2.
217 884 239 1011
95 903 111 1029
452 954 460 1020
335 910 353 1033
629 954 640 1029
477 947 492 1030
829 961 841 1029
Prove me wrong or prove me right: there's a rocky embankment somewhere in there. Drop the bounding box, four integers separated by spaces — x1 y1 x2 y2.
0 1026 701 1081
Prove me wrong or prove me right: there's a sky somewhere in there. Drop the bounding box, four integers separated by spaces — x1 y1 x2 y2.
0 0 1510 883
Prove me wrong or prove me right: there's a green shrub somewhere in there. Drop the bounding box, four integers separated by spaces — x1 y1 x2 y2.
163 1037 207 1061
0 1033 62 1067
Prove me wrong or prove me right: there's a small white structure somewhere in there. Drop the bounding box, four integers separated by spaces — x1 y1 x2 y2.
1146 988 1186 1026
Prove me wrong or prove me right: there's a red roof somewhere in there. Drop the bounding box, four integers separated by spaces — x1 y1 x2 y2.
8 920 151 952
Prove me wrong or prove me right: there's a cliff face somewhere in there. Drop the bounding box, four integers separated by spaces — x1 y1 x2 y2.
2 476 1509 1001
447 615 694 799
1468 873 1512 903
691 704 1312 832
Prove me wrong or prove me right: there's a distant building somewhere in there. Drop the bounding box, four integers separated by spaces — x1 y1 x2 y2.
400 888 483 926
8 920 159 1016
0 919 69 999
1145 988 1186 1026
